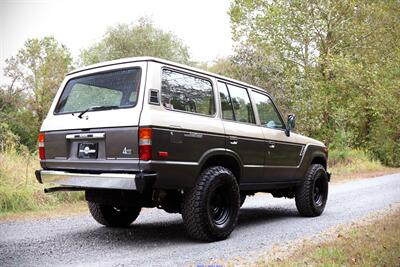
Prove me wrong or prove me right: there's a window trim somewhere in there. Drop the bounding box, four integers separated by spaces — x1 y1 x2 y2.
251 89 287 131
160 67 217 118
217 81 235 121
53 67 142 116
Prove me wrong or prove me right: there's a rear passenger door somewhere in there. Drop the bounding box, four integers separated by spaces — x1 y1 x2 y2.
218 81 265 183
251 90 303 181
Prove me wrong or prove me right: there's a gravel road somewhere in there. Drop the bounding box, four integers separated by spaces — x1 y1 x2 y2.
1 173 400 266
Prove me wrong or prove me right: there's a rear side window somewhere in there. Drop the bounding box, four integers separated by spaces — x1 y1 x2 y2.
54 68 141 114
225 84 255 124
161 69 215 115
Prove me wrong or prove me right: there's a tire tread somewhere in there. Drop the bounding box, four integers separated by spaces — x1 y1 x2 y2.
182 166 239 241
295 164 328 217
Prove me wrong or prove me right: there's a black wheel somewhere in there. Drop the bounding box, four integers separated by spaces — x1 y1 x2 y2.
88 202 141 227
240 193 246 207
295 164 329 217
182 166 240 241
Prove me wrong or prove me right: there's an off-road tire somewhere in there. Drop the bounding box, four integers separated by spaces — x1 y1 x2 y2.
295 164 329 217
88 202 141 227
182 166 240 241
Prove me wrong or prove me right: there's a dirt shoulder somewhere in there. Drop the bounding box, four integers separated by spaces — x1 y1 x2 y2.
246 204 400 266
331 167 400 184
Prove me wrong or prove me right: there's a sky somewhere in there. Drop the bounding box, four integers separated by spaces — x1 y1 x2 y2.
0 0 234 84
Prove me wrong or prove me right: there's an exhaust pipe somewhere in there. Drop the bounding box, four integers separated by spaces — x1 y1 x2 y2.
44 187 84 193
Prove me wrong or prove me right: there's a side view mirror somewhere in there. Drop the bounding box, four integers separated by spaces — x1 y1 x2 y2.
285 114 296 136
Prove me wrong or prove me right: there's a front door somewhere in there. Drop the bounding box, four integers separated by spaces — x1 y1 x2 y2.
251 90 303 182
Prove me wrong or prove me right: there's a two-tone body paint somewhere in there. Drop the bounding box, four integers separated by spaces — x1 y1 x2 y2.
39 57 328 191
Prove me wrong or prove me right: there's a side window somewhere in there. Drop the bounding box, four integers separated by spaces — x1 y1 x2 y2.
252 91 284 129
227 84 255 124
217 82 234 120
161 69 215 115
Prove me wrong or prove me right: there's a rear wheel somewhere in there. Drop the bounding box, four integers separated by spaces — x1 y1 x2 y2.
295 164 329 217
182 166 240 241
88 202 141 227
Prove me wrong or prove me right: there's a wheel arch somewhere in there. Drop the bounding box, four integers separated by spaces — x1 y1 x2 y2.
198 148 243 183
310 155 327 170
297 146 328 179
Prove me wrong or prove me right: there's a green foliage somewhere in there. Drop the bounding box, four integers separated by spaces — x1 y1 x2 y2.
228 0 400 166
1 36 73 151
80 17 191 66
0 123 20 151
329 148 375 167
1 7 399 168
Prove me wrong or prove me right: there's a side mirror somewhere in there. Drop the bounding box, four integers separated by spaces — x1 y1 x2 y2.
285 114 296 136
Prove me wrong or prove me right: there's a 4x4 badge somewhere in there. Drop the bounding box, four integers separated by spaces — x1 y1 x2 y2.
122 147 132 155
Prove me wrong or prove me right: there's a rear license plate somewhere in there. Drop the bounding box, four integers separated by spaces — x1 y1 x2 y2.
78 143 98 159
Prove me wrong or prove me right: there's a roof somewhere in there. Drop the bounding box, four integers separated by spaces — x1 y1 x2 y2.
68 56 267 93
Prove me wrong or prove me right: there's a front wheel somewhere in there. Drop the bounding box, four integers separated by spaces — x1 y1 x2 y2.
295 164 329 217
88 202 141 227
182 166 240 241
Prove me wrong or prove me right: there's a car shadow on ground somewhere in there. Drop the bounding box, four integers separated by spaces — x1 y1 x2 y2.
237 206 299 228
1 206 304 266
51 206 301 248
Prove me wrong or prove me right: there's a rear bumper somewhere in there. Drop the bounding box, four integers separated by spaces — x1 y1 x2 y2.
35 170 156 191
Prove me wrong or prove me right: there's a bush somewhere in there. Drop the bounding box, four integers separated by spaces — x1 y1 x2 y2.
0 149 84 214
0 123 20 152
369 138 400 167
328 148 383 176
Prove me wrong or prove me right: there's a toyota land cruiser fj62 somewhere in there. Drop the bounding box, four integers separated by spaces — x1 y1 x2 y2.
35 57 330 241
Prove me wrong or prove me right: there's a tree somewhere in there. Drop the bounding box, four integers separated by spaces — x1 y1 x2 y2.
1 36 73 149
80 17 191 66
229 0 400 165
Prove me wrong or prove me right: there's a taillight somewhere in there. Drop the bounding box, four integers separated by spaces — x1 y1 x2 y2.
38 132 45 160
139 128 152 161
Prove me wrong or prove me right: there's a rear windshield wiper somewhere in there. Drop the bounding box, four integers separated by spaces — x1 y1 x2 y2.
78 105 119 119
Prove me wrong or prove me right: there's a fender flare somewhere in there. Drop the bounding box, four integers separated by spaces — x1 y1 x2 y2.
298 145 328 178
198 148 243 179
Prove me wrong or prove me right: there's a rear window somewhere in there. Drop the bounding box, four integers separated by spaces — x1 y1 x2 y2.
54 68 141 114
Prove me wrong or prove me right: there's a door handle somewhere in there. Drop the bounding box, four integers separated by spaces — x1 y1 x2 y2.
268 141 276 149
229 136 238 145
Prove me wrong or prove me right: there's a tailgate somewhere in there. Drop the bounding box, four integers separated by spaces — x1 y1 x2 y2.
41 127 140 172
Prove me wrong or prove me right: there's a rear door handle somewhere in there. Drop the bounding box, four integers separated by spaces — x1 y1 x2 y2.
268 141 276 149
229 136 238 145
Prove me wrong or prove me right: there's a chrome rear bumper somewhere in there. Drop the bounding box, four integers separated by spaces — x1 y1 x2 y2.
35 170 154 191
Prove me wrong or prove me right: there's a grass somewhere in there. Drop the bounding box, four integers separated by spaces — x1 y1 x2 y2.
0 201 88 221
0 148 84 215
256 206 400 267
328 148 399 183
